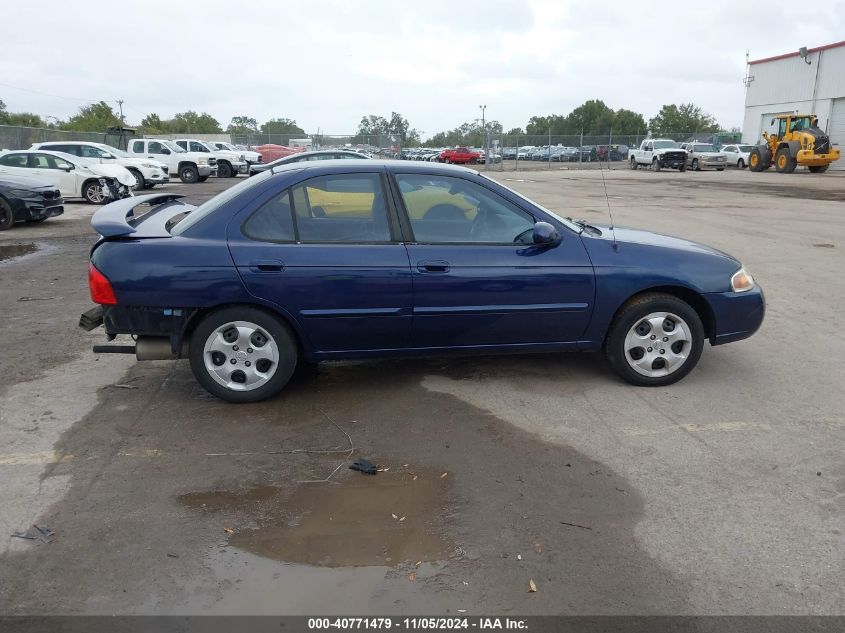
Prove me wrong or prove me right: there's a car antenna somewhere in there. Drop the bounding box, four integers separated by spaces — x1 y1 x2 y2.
596 148 619 251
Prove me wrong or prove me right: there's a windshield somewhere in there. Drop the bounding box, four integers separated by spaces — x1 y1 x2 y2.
653 140 679 149
738 145 754 152
170 170 273 235
693 144 716 152
98 144 130 158
479 174 582 233
162 140 185 153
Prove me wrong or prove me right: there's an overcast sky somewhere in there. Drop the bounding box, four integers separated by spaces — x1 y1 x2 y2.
1 0 844 136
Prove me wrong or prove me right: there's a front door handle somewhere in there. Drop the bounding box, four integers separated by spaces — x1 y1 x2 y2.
417 260 450 273
248 260 284 273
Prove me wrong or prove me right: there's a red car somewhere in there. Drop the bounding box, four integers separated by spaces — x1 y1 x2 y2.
252 144 305 163
439 147 481 164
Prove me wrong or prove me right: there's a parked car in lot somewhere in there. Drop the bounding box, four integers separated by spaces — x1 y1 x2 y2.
249 150 370 175
720 144 755 169
502 148 518 159
83 161 764 402
252 144 304 163
206 141 262 167
31 141 169 191
517 146 534 160
440 147 481 164
0 149 134 203
679 143 727 171
173 139 247 178
0 174 63 230
629 139 687 171
126 139 217 183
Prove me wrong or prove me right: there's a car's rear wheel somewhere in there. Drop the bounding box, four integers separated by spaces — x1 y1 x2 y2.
0 199 14 231
189 306 298 403
604 293 704 387
737 158 745 169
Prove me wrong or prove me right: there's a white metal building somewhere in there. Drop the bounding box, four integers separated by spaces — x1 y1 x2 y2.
742 40 845 170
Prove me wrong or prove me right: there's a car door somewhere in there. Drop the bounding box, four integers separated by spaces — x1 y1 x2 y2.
392 172 595 348
227 169 413 353
26 153 75 195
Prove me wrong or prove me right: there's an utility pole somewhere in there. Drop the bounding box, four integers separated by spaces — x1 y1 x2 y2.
116 100 125 124
479 105 487 169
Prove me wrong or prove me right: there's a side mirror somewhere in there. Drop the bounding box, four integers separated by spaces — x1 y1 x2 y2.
532 221 561 246
64 165 74 172
160 148 171 155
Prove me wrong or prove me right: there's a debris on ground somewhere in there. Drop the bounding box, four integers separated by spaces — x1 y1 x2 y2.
528 579 538 593
517 554 522 561
107 384 139 390
349 458 377 475
223 527 235 534
440 472 448 479
560 520 592 530
11 524 54 543
166 552 179 558
408 572 416 582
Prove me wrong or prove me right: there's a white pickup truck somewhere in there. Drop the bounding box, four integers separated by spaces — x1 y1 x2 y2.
173 139 247 178
206 141 262 167
126 139 217 183
628 139 687 171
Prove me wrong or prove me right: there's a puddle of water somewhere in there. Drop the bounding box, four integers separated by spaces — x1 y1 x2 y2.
0 242 37 262
179 470 452 568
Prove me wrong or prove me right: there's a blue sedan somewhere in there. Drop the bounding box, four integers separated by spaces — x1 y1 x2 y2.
82 161 764 403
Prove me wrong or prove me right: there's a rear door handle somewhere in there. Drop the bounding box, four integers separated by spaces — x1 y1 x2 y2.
417 260 450 273
248 260 285 273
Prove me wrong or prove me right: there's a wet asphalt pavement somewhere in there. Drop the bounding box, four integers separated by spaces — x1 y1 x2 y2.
0 168 843 615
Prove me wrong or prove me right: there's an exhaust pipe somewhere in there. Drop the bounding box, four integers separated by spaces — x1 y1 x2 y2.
135 337 189 361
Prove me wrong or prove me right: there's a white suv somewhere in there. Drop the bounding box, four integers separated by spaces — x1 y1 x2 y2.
207 141 262 167
172 139 247 178
31 141 169 190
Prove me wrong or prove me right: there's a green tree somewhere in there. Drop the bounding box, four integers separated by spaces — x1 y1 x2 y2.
59 101 121 132
507 127 525 136
168 111 222 134
227 115 258 135
140 113 168 134
260 118 304 135
356 112 417 143
612 108 647 135
648 103 719 135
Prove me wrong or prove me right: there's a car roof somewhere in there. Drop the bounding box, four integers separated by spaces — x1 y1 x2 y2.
34 140 101 147
270 158 478 176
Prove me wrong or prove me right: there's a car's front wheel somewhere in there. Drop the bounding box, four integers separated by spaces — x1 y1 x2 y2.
737 158 745 169
179 165 199 183
604 293 704 387
83 181 109 204
0 199 14 231
189 306 298 403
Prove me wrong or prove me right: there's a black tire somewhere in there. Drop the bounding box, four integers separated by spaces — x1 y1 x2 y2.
0 198 14 231
808 165 830 173
716 168 725 172
652 158 661 172
737 158 745 169
217 162 233 178
604 293 705 387
679 164 686 172
179 164 199 183
775 147 797 174
630 157 638 170
748 146 770 172
691 158 700 171
197 176 209 182
128 169 145 191
83 180 109 205
145 183 156 189
189 305 298 403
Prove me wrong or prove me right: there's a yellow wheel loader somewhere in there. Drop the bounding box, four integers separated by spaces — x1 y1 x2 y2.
748 114 840 174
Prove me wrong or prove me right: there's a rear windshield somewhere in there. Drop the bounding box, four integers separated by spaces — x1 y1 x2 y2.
170 170 272 235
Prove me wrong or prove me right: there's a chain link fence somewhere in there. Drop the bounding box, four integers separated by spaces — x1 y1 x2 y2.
230 132 404 157
0 124 136 151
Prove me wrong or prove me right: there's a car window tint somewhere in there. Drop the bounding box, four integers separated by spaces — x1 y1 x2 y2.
190 142 206 152
243 190 296 243
175 141 187 150
0 153 28 167
290 173 391 242
131 140 144 153
32 154 58 169
79 145 105 158
148 142 164 153
396 174 534 245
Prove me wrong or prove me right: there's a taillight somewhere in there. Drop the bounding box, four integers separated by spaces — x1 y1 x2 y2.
88 262 117 305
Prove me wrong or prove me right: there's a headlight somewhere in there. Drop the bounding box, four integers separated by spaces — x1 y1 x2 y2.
731 267 754 292
197 158 208 165
141 163 158 169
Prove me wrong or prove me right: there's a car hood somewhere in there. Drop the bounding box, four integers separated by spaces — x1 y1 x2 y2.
584 225 738 262
87 163 137 187
0 174 55 190
693 152 724 157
